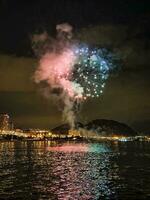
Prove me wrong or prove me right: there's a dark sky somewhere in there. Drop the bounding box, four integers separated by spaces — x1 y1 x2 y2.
0 0 150 132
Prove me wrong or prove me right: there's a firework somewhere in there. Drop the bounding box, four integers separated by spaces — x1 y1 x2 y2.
35 45 116 100
33 23 118 128
72 45 115 99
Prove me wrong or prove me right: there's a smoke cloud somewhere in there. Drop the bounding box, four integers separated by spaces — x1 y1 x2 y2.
33 23 82 129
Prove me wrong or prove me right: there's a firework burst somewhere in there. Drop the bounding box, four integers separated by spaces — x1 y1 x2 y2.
33 23 119 128
71 45 116 100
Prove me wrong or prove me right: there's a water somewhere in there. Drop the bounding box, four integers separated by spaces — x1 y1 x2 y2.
0 141 150 200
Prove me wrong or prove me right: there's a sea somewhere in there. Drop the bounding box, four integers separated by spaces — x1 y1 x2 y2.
0 140 150 200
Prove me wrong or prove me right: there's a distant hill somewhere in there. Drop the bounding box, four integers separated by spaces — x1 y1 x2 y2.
85 119 137 136
51 119 137 137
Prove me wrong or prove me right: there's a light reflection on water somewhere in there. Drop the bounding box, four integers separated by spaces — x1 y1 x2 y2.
47 142 114 199
47 142 110 153
0 141 150 199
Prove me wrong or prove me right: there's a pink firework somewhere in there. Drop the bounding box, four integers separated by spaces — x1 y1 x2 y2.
33 23 85 129
34 48 81 98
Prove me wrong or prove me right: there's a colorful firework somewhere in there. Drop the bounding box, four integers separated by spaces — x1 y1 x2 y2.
33 23 119 128
72 45 116 99
34 44 117 101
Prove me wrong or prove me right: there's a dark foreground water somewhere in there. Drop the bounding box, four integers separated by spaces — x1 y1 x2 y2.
0 141 150 200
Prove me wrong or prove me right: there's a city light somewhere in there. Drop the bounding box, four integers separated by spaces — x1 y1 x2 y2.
0 114 150 142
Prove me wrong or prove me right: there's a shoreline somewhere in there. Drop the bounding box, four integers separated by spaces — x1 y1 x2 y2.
0 135 150 142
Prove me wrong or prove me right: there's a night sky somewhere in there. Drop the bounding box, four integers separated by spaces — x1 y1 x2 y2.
0 0 149 132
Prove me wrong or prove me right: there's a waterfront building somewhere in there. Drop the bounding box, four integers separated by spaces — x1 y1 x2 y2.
0 114 10 131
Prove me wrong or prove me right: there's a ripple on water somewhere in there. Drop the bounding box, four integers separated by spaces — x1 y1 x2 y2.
0 141 150 199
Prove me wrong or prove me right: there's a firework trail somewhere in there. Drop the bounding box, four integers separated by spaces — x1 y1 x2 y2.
33 23 118 129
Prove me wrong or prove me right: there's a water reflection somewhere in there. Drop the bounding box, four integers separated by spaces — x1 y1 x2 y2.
47 142 110 153
47 142 117 199
0 141 150 199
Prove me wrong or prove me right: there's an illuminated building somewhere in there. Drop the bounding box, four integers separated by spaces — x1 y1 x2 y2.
68 129 81 137
0 114 10 131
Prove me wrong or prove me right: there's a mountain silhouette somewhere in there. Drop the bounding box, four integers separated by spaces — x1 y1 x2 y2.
51 122 84 135
85 119 137 136
51 119 137 136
